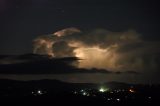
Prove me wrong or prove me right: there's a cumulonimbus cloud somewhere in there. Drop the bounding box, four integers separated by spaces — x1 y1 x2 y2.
33 27 160 72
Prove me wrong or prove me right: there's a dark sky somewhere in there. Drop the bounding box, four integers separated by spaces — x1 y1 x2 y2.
0 0 160 84
0 0 160 54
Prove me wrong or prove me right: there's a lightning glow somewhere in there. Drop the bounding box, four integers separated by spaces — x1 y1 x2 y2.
33 27 158 71
72 45 120 70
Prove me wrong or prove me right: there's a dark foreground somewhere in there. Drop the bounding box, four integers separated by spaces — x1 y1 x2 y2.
0 79 160 105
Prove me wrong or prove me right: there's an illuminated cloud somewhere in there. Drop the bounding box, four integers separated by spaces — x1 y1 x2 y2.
33 36 54 57
53 27 81 37
33 27 160 72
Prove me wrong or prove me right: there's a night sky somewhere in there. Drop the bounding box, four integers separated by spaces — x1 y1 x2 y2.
0 0 160 83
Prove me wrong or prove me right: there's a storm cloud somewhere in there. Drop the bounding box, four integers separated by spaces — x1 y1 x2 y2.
33 28 160 72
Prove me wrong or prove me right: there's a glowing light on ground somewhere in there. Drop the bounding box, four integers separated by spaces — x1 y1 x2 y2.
129 89 135 93
82 92 87 96
99 87 109 92
37 90 43 95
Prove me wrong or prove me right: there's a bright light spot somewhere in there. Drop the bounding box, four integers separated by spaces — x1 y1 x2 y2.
99 87 109 92
80 89 84 92
80 89 89 96
99 88 105 92
148 96 152 99
82 92 87 96
129 89 135 93
37 90 43 95
116 98 120 102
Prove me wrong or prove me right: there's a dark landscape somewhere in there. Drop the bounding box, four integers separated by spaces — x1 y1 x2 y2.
0 79 160 105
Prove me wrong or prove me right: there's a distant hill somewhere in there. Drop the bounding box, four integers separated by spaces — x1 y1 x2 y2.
0 79 132 90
